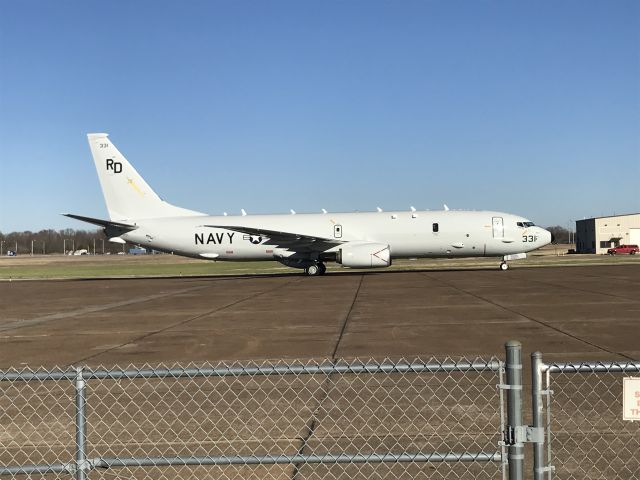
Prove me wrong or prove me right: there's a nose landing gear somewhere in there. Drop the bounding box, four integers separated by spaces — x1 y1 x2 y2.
499 253 526 271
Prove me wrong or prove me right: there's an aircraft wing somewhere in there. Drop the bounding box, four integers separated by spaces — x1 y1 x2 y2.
203 225 343 252
63 214 138 231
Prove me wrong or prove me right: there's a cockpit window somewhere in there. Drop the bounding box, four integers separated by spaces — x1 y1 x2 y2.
517 221 535 227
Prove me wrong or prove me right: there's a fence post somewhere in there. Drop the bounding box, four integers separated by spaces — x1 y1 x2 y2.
505 341 524 480
531 352 546 480
75 367 88 480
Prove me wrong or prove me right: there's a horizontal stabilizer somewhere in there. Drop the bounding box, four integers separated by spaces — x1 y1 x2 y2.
63 213 138 231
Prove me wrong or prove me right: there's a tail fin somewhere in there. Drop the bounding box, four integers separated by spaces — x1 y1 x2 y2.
87 133 203 221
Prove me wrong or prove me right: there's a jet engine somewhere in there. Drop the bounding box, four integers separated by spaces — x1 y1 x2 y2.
336 242 391 268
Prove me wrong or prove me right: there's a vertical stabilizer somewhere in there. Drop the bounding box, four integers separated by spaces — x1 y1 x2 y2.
87 133 203 221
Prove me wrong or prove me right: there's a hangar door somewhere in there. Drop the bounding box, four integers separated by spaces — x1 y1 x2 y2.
492 217 504 238
630 228 640 246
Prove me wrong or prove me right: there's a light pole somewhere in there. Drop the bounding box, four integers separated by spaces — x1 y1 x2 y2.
568 219 574 246
31 240 34 256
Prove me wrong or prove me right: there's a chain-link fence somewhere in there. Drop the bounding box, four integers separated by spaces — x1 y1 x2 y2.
534 360 640 480
4 346 638 480
0 358 505 480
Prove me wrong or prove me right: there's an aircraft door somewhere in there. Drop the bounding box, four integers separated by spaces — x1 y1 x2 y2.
492 217 504 238
334 225 342 238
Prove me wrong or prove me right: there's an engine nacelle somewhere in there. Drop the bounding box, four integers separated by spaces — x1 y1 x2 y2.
337 242 391 268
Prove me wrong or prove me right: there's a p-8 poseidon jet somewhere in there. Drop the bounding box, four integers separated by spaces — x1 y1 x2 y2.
65 134 552 275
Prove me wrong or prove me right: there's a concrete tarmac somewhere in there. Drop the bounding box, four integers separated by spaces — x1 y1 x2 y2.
1 264 639 480
1 264 638 368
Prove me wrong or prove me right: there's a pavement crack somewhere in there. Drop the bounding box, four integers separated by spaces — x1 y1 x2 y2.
331 274 364 359
68 278 301 366
292 274 364 480
522 277 640 303
0 284 215 334
420 272 636 361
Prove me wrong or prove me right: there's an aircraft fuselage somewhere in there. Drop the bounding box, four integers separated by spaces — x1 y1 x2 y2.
122 209 551 262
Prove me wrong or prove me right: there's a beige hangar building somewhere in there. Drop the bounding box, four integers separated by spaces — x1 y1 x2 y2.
575 213 640 254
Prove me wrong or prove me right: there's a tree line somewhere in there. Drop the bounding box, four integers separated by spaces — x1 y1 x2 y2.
545 226 573 244
0 229 127 255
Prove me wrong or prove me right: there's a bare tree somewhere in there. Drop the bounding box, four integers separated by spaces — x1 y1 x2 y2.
545 226 571 244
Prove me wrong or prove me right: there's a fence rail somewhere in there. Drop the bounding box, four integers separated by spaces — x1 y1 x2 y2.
0 360 503 382
543 361 640 373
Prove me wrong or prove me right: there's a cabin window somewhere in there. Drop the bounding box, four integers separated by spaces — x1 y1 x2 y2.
432 223 439 233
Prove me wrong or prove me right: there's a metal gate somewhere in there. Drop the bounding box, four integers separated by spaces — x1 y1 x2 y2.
531 354 640 480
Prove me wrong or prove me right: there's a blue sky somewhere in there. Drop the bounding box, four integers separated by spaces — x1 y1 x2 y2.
1 1 638 232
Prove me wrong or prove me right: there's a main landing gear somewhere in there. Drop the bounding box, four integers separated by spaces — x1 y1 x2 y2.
304 263 327 276
499 261 509 271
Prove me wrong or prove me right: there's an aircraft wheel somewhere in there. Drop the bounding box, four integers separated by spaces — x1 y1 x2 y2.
306 264 320 276
500 262 509 271
318 263 327 275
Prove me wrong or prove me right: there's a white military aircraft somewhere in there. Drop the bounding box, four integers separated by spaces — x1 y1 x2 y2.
65 134 553 275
